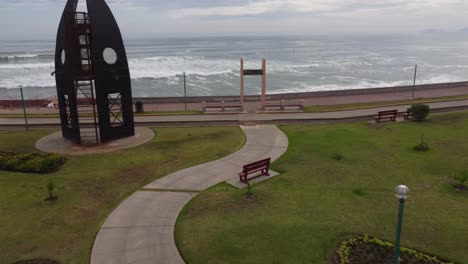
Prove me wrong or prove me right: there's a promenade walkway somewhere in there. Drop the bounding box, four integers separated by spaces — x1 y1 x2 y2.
1 99 468 128
90 125 288 264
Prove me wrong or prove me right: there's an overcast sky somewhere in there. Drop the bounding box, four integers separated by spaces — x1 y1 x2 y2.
1 0 467 40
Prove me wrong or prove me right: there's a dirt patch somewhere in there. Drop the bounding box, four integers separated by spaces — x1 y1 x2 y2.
244 193 258 201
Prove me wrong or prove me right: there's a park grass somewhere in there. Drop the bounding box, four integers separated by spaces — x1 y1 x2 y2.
0 110 203 118
176 112 468 264
304 94 468 113
0 126 245 264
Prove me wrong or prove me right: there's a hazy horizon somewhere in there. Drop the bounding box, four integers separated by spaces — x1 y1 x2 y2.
2 31 468 42
1 0 468 40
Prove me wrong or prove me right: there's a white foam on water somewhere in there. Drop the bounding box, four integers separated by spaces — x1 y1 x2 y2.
0 72 56 89
0 53 466 95
0 62 54 69
417 75 465 84
0 54 40 59
273 74 465 94
128 56 237 79
274 79 412 93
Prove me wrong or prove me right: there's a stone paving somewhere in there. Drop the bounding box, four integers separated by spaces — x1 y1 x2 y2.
90 125 288 264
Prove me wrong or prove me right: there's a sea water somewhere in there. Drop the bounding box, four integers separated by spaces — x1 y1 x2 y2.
1 35 468 99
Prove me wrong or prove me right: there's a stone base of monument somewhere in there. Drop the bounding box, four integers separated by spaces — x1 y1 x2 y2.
35 127 155 155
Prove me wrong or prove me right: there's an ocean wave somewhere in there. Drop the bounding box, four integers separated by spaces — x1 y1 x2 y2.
0 62 54 69
273 75 465 94
274 79 412 93
0 72 56 89
0 54 39 59
128 56 237 79
0 53 466 93
0 53 55 63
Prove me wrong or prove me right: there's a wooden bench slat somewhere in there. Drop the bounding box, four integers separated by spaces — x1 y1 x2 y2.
244 163 269 172
203 101 243 112
374 110 398 123
238 158 271 183
263 99 304 110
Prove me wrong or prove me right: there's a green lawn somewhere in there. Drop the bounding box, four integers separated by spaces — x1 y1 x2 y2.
304 94 468 113
0 127 245 264
176 112 468 264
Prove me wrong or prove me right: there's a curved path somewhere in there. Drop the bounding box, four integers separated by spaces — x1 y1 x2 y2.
91 125 288 264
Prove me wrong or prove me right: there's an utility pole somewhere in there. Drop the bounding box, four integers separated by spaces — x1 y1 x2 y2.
412 65 418 99
20 87 29 131
183 72 187 111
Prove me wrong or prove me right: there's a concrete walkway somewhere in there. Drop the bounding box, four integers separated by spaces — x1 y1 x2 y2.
90 125 288 264
2 99 468 128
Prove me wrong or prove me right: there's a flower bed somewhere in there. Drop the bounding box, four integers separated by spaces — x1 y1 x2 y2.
0 152 66 173
12 259 60 264
335 235 454 264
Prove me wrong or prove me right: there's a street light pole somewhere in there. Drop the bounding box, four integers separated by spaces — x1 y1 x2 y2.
20 87 29 131
393 185 409 264
183 72 187 111
393 198 405 264
412 65 418 99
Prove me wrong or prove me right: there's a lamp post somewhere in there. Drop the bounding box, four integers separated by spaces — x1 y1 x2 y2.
412 65 418 99
19 87 29 131
393 185 409 264
183 72 187 111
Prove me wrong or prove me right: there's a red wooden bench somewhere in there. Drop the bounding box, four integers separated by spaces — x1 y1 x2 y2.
282 100 304 110
238 157 271 183
202 101 243 112
263 99 304 110
374 110 398 123
403 110 414 120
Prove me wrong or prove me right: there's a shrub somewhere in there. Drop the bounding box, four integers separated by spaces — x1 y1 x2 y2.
352 187 367 196
246 182 253 197
336 234 454 264
331 152 344 161
413 134 429 151
413 143 429 151
454 170 468 188
0 152 66 173
408 104 430 121
47 179 55 200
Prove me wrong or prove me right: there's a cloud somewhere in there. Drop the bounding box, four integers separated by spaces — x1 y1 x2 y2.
169 0 466 18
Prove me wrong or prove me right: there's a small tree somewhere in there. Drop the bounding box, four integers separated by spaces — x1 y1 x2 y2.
246 182 253 197
408 104 430 121
413 133 429 151
455 170 468 188
47 179 55 200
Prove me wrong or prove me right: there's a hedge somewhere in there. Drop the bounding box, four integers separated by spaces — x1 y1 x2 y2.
0 152 66 173
336 234 454 264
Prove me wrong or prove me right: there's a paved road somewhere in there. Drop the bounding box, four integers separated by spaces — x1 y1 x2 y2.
2 99 468 128
90 125 288 264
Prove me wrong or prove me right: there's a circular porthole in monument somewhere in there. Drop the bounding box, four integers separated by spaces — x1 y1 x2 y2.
61 50 66 64
103 48 117 64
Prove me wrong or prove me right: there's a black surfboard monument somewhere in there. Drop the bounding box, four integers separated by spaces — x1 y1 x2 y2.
54 0 135 145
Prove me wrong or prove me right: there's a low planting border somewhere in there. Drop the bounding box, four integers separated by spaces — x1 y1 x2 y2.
335 234 455 264
0 152 66 173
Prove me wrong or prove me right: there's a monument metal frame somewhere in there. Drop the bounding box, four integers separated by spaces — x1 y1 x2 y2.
55 0 135 144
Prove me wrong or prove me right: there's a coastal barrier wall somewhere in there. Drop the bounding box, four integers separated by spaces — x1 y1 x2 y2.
133 81 468 103
1 81 468 107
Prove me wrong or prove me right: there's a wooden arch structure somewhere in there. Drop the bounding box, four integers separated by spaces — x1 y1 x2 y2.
240 59 266 108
